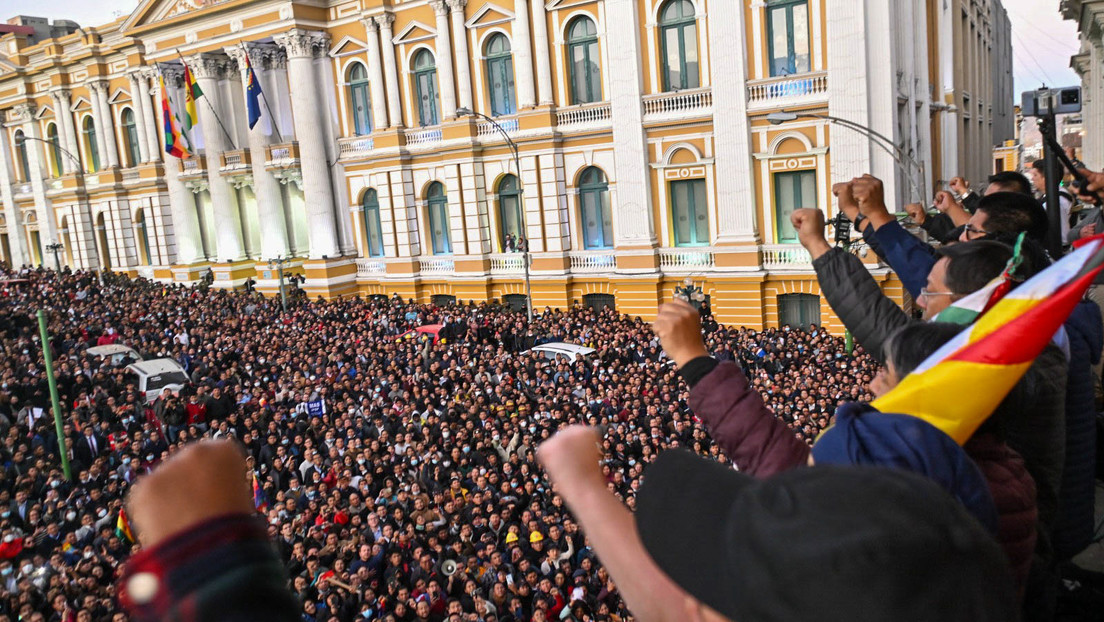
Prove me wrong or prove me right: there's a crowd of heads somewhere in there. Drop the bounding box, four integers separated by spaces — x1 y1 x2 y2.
0 265 877 622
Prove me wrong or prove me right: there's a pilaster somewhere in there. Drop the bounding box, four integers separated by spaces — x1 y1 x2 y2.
430 1 458 119
376 14 404 128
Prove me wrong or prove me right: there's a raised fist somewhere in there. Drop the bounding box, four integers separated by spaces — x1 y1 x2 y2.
833 182 860 223
905 202 926 226
850 175 887 217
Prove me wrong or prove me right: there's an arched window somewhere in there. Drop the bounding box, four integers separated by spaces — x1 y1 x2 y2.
362 189 384 257
497 174 523 251
659 0 700 91
567 17 601 104
578 167 612 249
413 50 440 127
484 34 516 116
13 130 31 182
426 182 451 254
669 178 708 246
773 170 816 243
121 109 141 168
347 63 373 136
767 0 811 77
82 116 100 172
134 208 152 265
46 124 63 177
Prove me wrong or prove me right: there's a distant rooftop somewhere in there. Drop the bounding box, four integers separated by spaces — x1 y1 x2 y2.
3 15 80 46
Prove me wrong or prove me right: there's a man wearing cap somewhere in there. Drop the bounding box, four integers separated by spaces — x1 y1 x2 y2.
539 426 1019 622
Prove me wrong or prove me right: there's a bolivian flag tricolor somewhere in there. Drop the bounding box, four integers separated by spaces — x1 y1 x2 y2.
873 237 1104 445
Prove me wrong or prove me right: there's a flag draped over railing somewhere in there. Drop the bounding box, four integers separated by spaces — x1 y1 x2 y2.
872 237 1104 445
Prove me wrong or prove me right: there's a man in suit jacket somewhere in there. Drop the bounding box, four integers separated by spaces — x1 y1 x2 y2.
73 424 107 471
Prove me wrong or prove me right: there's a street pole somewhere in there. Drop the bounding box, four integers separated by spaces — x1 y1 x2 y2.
269 257 288 314
37 310 71 481
46 243 63 273
456 107 533 322
1039 114 1064 258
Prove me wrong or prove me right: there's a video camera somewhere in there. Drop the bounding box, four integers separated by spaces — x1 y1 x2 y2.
1022 87 1082 118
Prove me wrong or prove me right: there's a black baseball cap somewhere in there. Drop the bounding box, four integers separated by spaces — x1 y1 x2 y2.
635 450 1018 622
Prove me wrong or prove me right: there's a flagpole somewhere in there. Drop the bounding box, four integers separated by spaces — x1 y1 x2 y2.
241 42 284 144
177 51 239 150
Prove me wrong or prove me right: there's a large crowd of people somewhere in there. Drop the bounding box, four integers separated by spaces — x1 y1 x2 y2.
0 266 876 622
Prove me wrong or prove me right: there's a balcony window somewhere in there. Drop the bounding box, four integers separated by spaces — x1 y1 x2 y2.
347 63 373 136
46 124 63 177
773 170 816 243
767 0 811 77
82 116 100 173
122 108 142 168
363 189 384 257
578 167 612 249
496 174 523 250
135 208 152 265
426 181 451 254
670 178 708 247
567 16 602 104
14 130 31 182
413 50 440 127
485 34 517 117
659 0 700 91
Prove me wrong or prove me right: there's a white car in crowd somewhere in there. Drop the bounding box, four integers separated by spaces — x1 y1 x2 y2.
126 359 191 403
86 344 143 367
524 343 597 365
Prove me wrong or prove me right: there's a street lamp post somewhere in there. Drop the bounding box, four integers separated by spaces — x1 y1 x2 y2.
46 242 63 273
268 256 289 314
766 111 928 206
674 277 707 310
455 107 533 323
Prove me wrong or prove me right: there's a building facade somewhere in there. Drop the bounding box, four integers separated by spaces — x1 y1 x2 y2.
1064 0 1104 169
0 0 1006 327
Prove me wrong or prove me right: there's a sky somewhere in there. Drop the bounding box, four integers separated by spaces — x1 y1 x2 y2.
2 0 1085 101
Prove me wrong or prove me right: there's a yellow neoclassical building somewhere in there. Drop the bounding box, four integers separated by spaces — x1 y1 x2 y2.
0 0 1009 328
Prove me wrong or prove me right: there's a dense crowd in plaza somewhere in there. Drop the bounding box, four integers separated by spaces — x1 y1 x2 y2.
0 267 875 622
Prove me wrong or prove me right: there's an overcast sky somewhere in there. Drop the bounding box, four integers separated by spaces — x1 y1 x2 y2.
2 0 1084 100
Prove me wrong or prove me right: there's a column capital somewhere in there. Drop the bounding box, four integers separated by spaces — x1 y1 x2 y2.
273 29 331 60
11 103 36 123
88 79 111 95
429 0 450 16
225 43 283 70
360 14 380 32
374 13 396 29
184 53 236 80
49 87 73 102
446 0 468 12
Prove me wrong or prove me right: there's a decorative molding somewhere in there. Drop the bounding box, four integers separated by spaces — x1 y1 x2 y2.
329 35 371 58
391 20 437 45
184 53 235 80
274 29 332 60
465 2 516 29
767 156 818 172
11 103 36 123
662 166 708 180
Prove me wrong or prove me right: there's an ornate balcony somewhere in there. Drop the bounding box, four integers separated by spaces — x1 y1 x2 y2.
338 136 375 160
265 142 300 171
489 253 525 275
659 247 715 272
355 257 386 278
642 88 713 121
406 128 443 147
219 150 251 177
179 155 207 178
556 103 613 130
569 250 617 273
418 257 454 274
476 117 519 138
761 244 813 270
746 72 829 111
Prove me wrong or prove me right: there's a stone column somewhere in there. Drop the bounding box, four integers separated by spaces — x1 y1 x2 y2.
511 0 536 109
226 43 290 260
708 0 757 241
376 14 404 128
140 69 163 160
87 84 110 169
530 0 553 105
361 17 391 129
430 1 458 120
15 104 59 249
50 89 80 175
606 0 653 245
154 72 204 264
273 29 341 259
185 53 246 262
90 80 120 168
126 71 153 164
0 115 28 265
447 0 474 111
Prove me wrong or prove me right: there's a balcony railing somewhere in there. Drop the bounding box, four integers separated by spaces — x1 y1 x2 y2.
338 136 375 159
761 244 813 270
266 142 299 162
406 128 443 147
14 182 32 195
556 103 613 128
122 169 142 183
746 72 829 109
642 88 713 119
569 250 617 273
219 149 251 171
355 257 386 278
489 253 525 274
180 155 206 175
477 117 519 137
659 248 715 271
418 257 454 274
